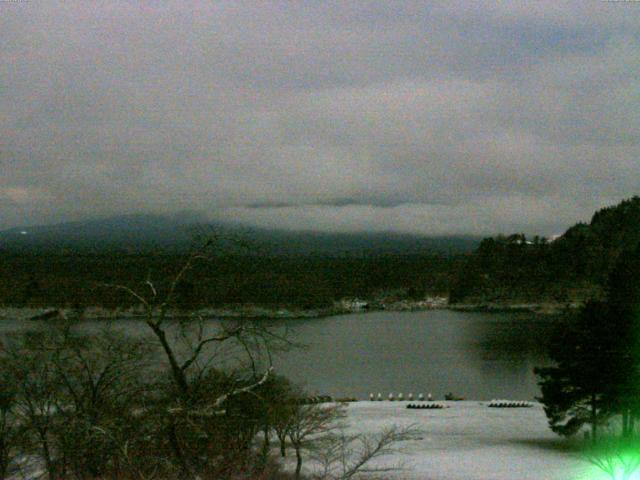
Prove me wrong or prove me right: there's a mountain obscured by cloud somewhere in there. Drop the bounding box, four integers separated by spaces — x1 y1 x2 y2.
0 213 481 255
2 2 639 235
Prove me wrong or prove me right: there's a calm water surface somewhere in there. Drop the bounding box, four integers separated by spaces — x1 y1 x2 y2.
272 310 553 401
0 310 554 401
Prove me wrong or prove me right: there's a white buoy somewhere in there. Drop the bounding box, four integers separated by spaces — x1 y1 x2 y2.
408 393 414 401
388 393 395 401
398 393 404 401
377 393 382 401
427 393 433 401
369 393 374 401
418 393 425 401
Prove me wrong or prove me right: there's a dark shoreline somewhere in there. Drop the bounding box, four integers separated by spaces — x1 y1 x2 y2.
0 300 574 323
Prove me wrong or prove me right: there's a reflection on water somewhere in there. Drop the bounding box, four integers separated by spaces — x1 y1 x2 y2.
469 313 554 358
0 310 556 401
271 310 554 401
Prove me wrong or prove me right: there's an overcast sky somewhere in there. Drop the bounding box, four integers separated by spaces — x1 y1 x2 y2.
2 1 639 236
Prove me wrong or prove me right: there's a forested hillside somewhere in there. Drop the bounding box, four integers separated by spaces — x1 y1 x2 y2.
450 197 640 304
0 214 476 310
0 252 459 310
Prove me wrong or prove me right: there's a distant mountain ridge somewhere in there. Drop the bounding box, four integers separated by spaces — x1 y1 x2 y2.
450 196 640 304
0 214 204 252
0 214 481 256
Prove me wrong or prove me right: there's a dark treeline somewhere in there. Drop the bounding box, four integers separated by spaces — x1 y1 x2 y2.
0 252 459 310
450 196 640 304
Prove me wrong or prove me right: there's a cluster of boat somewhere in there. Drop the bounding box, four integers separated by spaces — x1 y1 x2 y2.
406 403 446 409
488 400 532 408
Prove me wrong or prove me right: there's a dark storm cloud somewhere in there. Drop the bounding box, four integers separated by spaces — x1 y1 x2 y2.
1 1 639 235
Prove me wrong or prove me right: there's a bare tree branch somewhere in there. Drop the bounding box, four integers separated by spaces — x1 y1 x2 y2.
179 326 244 373
97 283 151 312
168 366 274 417
159 252 207 314
145 279 157 300
310 424 420 480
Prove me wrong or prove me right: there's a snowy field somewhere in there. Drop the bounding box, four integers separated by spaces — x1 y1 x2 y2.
307 401 600 480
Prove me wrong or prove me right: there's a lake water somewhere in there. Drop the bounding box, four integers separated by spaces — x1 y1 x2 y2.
273 310 553 401
0 309 554 401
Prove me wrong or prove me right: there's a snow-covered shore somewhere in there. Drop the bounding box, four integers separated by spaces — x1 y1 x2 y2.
317 401 594 480
7 401 599 480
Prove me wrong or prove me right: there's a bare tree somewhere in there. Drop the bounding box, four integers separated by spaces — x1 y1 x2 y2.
99 247 285 401
52 325 152 479
287 403 346 480
0 323 153 480
283 399 419 480
0 368 19 480
2 333 62 480
267 378 299 459
98 244 291 479
311 424 420 480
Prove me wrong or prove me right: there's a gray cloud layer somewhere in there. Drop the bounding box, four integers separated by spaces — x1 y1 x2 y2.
2 1 639 235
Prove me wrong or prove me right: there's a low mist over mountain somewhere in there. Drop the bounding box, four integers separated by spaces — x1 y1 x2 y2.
0 214 481 256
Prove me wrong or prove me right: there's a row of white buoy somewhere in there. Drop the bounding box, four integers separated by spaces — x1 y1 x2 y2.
369 392 434 401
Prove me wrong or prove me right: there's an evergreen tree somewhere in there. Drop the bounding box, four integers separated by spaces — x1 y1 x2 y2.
535 301 621 442
535 242 640 442
603 242 640 437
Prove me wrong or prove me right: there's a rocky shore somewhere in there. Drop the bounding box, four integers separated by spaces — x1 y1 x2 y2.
447 302 579 315
0 297 573 322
